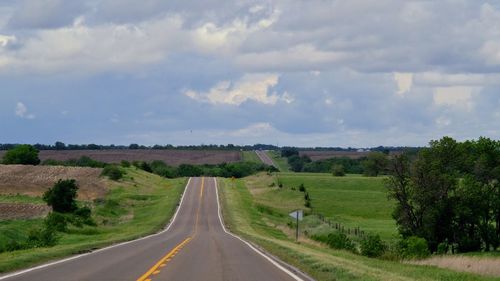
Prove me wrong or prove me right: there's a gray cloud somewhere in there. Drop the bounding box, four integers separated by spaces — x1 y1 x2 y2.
7 0 86 29
0 0 499 146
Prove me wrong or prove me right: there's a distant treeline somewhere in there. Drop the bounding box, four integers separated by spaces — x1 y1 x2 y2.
131 160 277 178
281 147 392 176
40 156 276 178
0 142 420 152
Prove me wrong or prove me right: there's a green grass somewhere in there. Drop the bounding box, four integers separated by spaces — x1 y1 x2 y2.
218 175 496 281
267 151 290 172
0 168 186 273
242 151 262 163
0 194 45 204
277 173 397 241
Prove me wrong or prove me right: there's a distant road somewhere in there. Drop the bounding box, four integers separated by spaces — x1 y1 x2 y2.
255 150 278 168
1 178 308 281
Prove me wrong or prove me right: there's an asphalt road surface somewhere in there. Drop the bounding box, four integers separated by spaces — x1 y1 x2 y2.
255 151 278 168
1 178 308 281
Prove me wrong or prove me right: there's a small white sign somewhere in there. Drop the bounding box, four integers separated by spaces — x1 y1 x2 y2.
289 210 303 221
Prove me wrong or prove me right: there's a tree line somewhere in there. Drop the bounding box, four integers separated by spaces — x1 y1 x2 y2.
387 136 500 253
281 147 392 176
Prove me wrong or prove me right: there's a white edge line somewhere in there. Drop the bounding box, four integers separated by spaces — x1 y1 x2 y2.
214 177 306 281
0 177 193 280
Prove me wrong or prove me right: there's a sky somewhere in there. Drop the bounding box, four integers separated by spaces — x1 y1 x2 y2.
0 0 499 147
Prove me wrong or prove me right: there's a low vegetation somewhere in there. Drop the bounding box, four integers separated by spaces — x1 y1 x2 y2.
0 168 185 273
218 175 496 280
2 144 40 165
133 160 277 178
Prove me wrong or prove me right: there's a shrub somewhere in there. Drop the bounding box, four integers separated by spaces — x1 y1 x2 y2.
27 227 58 247
332 164 345 176
313 232 355 251
361 234 387 258
399 236 430 259
101 165 124 180
43 179 78 213
120 160 131 167
436 242 449 255
45 212 68 232
299 183 306 192
2 144 40 165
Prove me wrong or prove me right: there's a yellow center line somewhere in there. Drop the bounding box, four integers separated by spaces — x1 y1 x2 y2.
136 237 191 281
193 177 205 235
135 177 205 281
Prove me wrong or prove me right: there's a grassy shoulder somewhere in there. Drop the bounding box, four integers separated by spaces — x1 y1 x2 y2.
0 168 185 273
267 151 290 172
217 174 496 281
277 173 397 241
242 151 262 163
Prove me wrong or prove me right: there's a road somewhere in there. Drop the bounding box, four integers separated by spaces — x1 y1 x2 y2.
1 178 308 281
255 150 278 168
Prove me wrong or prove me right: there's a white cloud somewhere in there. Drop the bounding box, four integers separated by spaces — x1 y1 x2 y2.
185 73 291 106
0 34 16 47
433 86 480 112
394 72 413 96
15 102 35 119
229 122 275 137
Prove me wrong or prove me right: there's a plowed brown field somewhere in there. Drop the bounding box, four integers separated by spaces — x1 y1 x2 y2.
0 165 107 200
0 150 241 166
0 203 50 220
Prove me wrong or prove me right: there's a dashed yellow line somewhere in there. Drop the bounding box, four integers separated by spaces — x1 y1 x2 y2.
136 237 191 281
136 177 205 281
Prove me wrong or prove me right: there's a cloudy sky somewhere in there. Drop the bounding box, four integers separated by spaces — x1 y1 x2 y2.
0 0 499 147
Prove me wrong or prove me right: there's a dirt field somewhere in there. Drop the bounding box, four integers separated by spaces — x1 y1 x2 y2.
0 165 107 200
0 150 242 166
299 150 371 160
0 203 50 220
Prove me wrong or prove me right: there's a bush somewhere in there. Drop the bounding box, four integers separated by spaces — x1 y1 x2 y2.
101 165 124 180
27 227 58 247
45 212 68 232
43 179 78 213
2 144 40 165
399 236 430 259
361 234 387 258
332 164 345 176
299 183 306 192
120 160 131 167
313 232 355 251
436 242 449 255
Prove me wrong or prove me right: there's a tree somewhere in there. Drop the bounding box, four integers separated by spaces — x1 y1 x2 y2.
2 144 40 165
43 179 79 213
54 141 66 150
387 137 500 253
362 152 388 176
281 147 299 158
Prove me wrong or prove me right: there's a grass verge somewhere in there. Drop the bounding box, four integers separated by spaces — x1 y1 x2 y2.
0 168 185 273
217 175 496 281
267 151 290 172
242 151 262 163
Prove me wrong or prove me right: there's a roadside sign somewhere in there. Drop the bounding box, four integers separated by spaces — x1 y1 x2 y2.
289 210 303 221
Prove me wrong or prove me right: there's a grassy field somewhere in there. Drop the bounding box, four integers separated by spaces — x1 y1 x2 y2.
277 173 397 240
267 151 290 172
0 168 186 273
218 174 496 281
242 151 262 163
